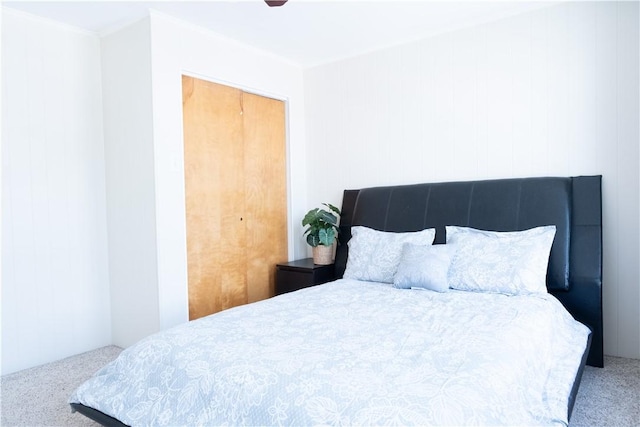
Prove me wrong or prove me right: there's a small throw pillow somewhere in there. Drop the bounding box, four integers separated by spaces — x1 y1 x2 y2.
446 225 556 295
344 226 436 283
393 243 457 292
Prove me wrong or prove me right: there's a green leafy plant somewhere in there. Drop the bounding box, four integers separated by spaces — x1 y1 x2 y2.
302 203 341 247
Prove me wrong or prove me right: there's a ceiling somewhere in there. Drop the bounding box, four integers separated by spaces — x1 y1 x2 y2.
2 0 557 67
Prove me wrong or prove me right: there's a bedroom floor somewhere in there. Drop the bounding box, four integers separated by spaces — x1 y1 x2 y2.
0 346 638 426
571 355 640 426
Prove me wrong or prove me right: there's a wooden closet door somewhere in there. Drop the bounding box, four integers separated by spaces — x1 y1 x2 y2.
242 92 287 303
183 76 248 320
182 76 287 320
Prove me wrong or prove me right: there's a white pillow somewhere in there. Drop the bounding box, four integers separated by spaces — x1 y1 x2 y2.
446 225 556 295
393 243 456 292
344 226 436 283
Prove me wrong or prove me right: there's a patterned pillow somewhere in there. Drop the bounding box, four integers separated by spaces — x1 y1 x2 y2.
393 243 456 292
446 225 556 295
344 226 436 283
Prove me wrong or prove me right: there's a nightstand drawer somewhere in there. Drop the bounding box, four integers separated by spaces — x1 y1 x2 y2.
276 270 314 294
275 258 335 295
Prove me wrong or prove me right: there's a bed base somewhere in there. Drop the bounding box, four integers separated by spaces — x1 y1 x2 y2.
567 331 593 420
70 403 128 427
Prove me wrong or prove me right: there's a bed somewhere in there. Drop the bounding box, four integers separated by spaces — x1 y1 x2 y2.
70 175 603 426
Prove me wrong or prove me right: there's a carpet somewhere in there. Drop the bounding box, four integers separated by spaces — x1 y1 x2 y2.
1 346 122 426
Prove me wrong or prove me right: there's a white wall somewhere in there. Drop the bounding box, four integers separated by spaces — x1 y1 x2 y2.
304 2 640 359
101 18 160 348
146 12 308 331
1 9 111 374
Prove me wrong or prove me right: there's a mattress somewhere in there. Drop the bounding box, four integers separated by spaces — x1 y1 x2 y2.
70 279 590 426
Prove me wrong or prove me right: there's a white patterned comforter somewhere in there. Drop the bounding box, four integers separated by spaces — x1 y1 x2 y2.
70 279 590 426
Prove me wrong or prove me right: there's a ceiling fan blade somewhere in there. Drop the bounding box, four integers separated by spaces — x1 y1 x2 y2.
265 0 288 6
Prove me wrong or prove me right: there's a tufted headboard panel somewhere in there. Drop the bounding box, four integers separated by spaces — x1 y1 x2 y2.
335 176 603 367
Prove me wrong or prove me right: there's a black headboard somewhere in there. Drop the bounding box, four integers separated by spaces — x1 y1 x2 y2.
335 176 603 367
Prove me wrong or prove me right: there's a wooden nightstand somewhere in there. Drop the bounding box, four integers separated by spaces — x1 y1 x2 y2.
275 258 336 295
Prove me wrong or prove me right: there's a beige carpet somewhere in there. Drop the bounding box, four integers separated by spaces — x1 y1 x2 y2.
571 356 640 426
1 347 639 426
1 346 122 426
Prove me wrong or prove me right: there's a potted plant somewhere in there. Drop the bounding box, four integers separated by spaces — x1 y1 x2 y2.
302 203 341 265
